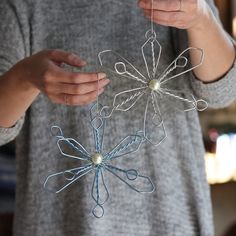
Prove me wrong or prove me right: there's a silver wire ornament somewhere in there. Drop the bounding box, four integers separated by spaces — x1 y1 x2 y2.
97 0 208 145
44 105 155 218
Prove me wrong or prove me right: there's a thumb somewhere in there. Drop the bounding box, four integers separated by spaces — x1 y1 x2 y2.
46 49 87 67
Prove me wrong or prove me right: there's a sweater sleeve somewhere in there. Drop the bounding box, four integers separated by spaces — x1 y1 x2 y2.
0 0 27 146
171 0 236 109
190 0 236 109
0 116 25 146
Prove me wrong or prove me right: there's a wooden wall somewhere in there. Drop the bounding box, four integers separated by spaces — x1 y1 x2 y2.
215 0 232 34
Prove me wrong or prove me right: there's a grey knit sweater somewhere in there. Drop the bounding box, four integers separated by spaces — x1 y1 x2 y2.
0 0 236 236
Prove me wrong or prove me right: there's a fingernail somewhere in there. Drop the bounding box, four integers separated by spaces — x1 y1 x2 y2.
78 60 86 66
139 2 145 7
74 57 86 66
98 72 106 80
98 88 105 94
103 78 110 84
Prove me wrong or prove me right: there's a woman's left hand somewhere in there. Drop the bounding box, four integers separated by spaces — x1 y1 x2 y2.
138 0 211 30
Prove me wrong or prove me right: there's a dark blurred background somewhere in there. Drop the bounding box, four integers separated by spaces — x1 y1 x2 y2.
0 1 236 236
200 1 236 236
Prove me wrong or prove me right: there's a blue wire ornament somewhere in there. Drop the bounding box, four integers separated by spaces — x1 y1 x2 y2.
44 106 155 218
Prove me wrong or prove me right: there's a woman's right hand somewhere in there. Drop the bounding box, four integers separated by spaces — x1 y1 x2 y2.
10 49 109 106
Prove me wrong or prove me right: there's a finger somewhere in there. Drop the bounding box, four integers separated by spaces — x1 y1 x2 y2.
144 12 178 28
51 67 107 84
45 49 87 67
144 9 184 25
50 88 105 106
139 0 181 12
51 79 110 95
151 19 177 28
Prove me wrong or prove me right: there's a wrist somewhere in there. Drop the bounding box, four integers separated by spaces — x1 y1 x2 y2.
187 3 214 34
6 60 40 95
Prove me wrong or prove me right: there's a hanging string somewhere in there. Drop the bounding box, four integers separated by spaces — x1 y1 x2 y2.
96 73 100 115
151 0 154 35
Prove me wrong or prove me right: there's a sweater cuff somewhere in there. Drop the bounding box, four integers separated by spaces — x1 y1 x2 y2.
0 115 25 146
191 59 236 109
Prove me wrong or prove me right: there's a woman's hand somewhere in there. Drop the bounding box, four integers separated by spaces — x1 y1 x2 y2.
138 0 235 84
0 49 110 127
138 0 210 30
11 49 109 106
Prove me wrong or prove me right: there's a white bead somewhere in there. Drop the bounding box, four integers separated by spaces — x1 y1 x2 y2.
92 153 103 165
148 79 160 91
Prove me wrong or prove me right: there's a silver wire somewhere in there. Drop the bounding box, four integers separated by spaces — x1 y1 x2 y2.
96 0 207 146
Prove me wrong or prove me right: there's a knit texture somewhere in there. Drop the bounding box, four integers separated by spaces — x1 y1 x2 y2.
0 0 236 236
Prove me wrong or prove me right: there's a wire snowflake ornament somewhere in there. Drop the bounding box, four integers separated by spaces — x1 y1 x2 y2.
97 1 208 145
44 105 155 218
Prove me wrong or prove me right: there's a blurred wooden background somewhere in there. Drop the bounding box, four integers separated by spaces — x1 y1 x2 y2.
204 2 236 236
215 0 232 33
